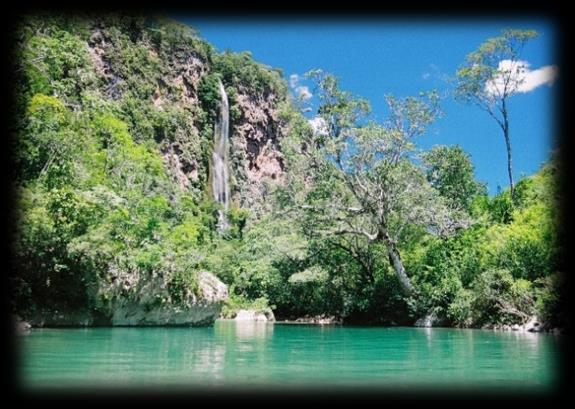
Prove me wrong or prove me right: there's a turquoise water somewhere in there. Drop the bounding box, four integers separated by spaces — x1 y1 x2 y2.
19 320 560 391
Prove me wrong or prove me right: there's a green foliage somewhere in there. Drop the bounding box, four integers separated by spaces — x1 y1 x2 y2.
488 190 514 223
422 145 486 211
534 273 566 327
227 206 250 239
198 73 223 119
167 267 200 304
455 29 538 104
470 269 534 325
18 22 96 103
214 51 287 98
220 294 271 319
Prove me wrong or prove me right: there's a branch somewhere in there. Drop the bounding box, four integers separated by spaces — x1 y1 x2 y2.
328 239 375 283
315 227 379 242
300 204 364 214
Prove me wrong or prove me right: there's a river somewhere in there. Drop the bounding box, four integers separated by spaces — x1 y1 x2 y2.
18 320 560 392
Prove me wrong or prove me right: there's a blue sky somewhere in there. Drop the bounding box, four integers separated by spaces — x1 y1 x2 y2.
177 17 559 195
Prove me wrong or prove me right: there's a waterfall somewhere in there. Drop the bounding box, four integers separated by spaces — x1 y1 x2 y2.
212 80 230 232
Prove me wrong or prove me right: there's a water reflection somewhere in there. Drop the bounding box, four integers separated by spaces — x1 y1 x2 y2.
232 320 274 340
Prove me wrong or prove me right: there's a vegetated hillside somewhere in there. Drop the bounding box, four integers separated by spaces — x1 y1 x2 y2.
9 14 565 330
9 14 294 325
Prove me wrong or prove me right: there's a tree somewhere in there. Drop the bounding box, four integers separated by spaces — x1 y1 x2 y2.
455 29 538 201
279 71 466 296
422 145 486 212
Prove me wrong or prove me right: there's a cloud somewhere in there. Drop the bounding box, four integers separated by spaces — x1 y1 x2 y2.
485 60 559 96
295 86 312 101
289 74 299 89
422 72 431 80
309 116 328 136
289 73 313 101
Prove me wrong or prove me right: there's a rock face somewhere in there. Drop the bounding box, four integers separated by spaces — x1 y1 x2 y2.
108 271 228 326
25 271 228 327
483 316 547 333
523 316 544 332
234 308 275 322
230 86 286 215
13 315 31 335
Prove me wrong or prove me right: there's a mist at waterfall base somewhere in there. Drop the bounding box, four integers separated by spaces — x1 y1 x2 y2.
212 80 231 232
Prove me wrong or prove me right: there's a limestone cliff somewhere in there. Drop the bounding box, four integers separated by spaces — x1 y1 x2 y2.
230 85 286 215
85 18 287 213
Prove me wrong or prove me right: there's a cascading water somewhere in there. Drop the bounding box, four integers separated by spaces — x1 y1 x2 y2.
212 80 231 232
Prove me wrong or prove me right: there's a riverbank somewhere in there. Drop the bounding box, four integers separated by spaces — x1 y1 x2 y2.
14 314 565 335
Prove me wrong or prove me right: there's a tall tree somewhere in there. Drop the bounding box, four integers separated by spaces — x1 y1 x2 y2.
279 71 466 296
455 29 538 200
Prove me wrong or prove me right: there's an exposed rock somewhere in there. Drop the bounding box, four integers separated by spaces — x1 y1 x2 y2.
524 316 544 332
414 310 446 328
109 271 228 326
24 271 228 327
162 142 201 191
482 316 551 333
173 53 208 105
13 315 31 334
234 309 275 322
87 28 113 79
231 86 286 215
293 315 342 325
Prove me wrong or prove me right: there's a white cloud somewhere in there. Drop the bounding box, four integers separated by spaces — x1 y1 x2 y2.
422 72 431 80
309 116 328 136
295 86 312 101
485 60 559 96
289 73 313 101
289 74 299 89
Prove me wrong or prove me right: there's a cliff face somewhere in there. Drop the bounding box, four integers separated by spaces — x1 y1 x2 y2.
231 86 285 214
85 18 286 211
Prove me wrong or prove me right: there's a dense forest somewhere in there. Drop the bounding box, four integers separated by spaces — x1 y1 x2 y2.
8 14 566 330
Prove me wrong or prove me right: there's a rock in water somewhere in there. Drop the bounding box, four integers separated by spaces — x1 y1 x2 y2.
524 316 543 332
110 271 228 326
13 315 31 335
234 309 275 322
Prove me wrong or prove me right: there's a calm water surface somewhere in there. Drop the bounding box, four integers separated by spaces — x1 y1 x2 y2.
19 320 560 391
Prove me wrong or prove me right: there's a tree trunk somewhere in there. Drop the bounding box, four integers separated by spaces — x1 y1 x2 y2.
383 237 415 296
502 100 514 200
